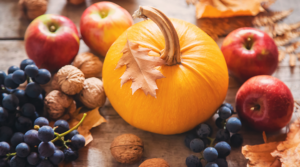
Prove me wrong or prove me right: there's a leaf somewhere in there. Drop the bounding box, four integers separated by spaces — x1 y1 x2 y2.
278 49 287 62
116 40 165 97
194 0 264 19
252 9 293 26
289 54 296 67
265 22 300 37
286 41 300 53
273 31 300 46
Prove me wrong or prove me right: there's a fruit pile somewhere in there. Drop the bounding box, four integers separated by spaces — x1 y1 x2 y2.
185 103 243 167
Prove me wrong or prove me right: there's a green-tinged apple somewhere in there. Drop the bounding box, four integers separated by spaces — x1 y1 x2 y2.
24 14 80 72
236 75 294 132
80 1 133 56
221 27 278 82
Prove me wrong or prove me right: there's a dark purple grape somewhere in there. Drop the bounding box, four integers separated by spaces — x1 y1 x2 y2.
8 66 20 74
29 94 44 113
0 126 13 142
16 143 30 157
34 117 49 127
15 116 32 133
38 142 55 157
25 82 42 98
2 94 19 111
65 130 79 140
63 148 78 162
21 103 36 118
196 123 212 138
12 89 28 107
27 152 40 165
221 103 234 112
49 150 64 165
203 147 218 162
215 129 230 142
218 106 232 120
10 132 24 147
37 159 54 167
54 120 69 133
0 71 7 85
0 157 9 167
38 126 54 142
215 158 228 167
226 117 242 133
189 138 205 153
24 65 39 78
230 134 243 147
0 107 8 122
186 155 202 167
0 141 10 156
184 132 198 148
4 74 19 89
20 59 35 71
10 156 26 167
12 70 26 84
205 162 218 167
71 134 85 150
215 141 231 158
24 130 40 147
215 117 225 129
34 69 51 84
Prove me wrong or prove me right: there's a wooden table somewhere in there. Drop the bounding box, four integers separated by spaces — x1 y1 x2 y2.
0 0 300 166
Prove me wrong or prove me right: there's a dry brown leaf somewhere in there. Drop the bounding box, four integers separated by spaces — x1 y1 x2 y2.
242 142 281 167
286 41 300 53
186 0 197 5
261 0 276 10
278 49 287 62
289 54 296 67
297 52 300 60
273 31 300 46
253 9 293 27
265 22 300 37
195 0 264 18
116 40 165 97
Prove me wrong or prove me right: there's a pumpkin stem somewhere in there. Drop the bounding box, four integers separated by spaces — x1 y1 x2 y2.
133 6 181 65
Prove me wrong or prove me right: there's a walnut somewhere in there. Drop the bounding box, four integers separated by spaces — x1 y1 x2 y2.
51 73 60 91
110 134 144 164
77 77 106 109
56 65 85 95
139 158 170 167
44 90 76 120
68 0 85 5
73 52 103 78
19 0 47 20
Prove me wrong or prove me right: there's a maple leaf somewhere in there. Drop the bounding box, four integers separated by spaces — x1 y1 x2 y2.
116 40 165 97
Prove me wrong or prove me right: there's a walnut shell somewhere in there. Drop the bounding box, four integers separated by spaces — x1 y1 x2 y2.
68 0 85 5
77 77 106 109
139 158 170 167
19 0 47 20
57 65 85 95
110 134 144 164
51 73 60 91
73 52 103 78
44 90 76 120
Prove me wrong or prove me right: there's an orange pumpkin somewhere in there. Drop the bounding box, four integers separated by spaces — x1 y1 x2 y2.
102 6 228 135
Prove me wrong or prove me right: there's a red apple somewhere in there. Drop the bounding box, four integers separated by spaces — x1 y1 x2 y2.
80 1 133 56
221 27 278 82
25 14 80 72
236 75 294 132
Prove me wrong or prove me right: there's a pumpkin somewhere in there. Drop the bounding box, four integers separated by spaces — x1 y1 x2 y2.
102 6 228 135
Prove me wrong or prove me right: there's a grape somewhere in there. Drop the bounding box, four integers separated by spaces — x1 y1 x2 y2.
201 137 211 147
214 141 231 158
0 107 8 122
27 152 40 165
0 157 8 167
215 158 228 167
54 120 70 133
38 126 54 142
15 116 32 133
218 106 232 120
25 65 39 78
185 155 202 167
0 126 13 142
65 130 79 140
215 117 225 129
230 134 243 147
24 130 40 147
20 103 35 118
1 112 16 128
64 148 79 162
20 59 35 70
38 142 55 157
29 94 44 113
0 142 10 156
189 138 205 153
34 69 51 84
0 71 7 85
215 129 230 142
71 134 85 150
203 147 218 162
49 150 64 165
205 162 218 167
12 89 28 107
37 159 54 167
10 156 26 167
196 123 212 138
4 74 19 89
16 143 30 157
2 94 19 111
226 117 242 133
8 66 20 74
10 132 24 147
34 117 49 127
25 82 42 98
221 103 234 112
12 70 26 84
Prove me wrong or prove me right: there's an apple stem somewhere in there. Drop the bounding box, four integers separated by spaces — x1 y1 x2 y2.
49 25 56 32
250 107 255 111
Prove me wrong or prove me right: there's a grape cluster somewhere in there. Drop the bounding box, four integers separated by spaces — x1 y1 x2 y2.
185 103 243 167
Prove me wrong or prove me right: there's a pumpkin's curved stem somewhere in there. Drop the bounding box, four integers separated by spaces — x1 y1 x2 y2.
133 6 181 65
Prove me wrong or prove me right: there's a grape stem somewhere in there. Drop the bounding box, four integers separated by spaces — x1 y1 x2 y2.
51 113 87 143
6 152 16 158
207 137 215 147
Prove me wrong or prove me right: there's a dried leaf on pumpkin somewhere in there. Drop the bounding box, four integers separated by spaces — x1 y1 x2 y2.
252 9 293 27
194 0 264 19
116 40 165 97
